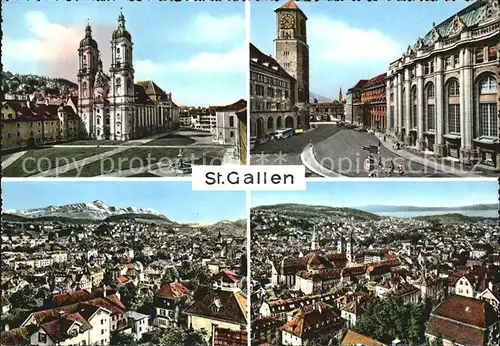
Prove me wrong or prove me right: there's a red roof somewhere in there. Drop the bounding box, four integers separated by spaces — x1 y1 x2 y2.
278 0 299 10
364 73 387 88
116 276 129 284
155 282 192 300
275 0 307 19
214 270 239 284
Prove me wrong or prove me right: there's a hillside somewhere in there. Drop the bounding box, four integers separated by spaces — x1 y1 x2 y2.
253 203 381 221
2 71 77 96
414 213 497 224
359 203 498 213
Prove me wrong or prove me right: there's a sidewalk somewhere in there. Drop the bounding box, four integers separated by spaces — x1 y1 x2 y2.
222 146 240 165
300 145 346 178
2 151 27 170
375 133 478 177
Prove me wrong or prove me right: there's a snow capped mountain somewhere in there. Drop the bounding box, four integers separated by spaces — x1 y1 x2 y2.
5 200 164 220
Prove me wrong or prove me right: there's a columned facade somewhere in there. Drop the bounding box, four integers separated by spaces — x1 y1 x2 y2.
386 0 499 168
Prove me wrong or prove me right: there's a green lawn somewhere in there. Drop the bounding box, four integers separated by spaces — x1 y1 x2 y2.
2 148 113 177
1 154 12 162
146 134 195 146
63 139 124 146
60 147 224 177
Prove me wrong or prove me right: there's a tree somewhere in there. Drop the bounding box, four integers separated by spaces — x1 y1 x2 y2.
10 286 37 311
239 254 248 277
110 330 138 346
120 284 141 311
355 294 427 344
161 267 180 284
159 327 208 346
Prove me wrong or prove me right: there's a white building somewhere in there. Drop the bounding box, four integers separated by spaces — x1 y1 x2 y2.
385 0 499 168
126 311 150 341
213 99 246 145
78 13 179 141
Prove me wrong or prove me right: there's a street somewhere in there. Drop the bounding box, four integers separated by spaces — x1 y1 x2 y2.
250 125 340 176
250 124 454 177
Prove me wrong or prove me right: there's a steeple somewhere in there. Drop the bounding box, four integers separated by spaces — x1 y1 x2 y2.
118 10 125 28
311 226 317 251
338 87 343 103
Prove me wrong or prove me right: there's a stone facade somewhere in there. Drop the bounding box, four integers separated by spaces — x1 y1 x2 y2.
385 0 499 167
360 73 387 130
274 0 309 104
249 43 298 139
78 13 178 141
309 98 345 122
348 80 369 125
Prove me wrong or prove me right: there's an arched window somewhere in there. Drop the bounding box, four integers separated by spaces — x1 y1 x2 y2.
117 47 120 54
446 79 460 134
448 80 460 96
230 131 234 138
480 75 497 94
411 86 417 129
427 84 435 99
425 82 435 130
229 116 234 128
83 82 87 90
478 74 498 137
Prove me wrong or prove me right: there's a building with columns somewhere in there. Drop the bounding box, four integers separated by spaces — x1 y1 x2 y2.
385 0 499 168
78 13 179 141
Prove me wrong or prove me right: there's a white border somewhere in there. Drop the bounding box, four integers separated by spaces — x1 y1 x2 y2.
246 189 252 346
246 0 251 168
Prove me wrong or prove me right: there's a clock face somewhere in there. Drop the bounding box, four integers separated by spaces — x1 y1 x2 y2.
280 14 295 29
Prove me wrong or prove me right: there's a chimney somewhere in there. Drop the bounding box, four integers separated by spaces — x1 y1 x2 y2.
26 100 31 109
58 310 65 318
45 99 49 106
102 284 107 297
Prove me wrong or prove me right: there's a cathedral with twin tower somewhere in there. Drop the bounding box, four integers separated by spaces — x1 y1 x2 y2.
77 12 178 141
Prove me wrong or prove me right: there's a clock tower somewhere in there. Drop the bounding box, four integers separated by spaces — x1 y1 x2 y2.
274 0 309 104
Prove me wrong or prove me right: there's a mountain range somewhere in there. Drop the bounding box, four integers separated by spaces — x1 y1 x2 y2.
4 200 163 221
2 201 245 231
310 92 333 103
357 204 498 213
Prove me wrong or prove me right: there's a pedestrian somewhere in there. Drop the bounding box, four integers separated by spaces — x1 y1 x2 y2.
389 159 395 176
378 139 381 147
398 163 405 176
383 134 386 142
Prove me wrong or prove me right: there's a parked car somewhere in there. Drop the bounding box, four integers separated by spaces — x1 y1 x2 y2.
295 128 304 135
250 137 257 150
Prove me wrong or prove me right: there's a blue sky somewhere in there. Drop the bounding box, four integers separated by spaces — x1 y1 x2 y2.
2 1 245 106
251 0 467 100
2 181 247 224
251 180 499 208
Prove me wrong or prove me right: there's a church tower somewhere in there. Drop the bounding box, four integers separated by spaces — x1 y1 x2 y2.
78 23 100 138
346 232 354 262
338 88 343 103
109 12 135 141
274 0 309 104
310 226 317 251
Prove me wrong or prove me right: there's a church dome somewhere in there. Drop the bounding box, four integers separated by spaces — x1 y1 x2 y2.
112 27 131 41
80 24 98 49
112 12 131 41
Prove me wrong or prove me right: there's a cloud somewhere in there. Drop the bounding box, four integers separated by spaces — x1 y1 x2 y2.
167 13 245 45
3 11 114 81
308 17 403 65
135 47 246 77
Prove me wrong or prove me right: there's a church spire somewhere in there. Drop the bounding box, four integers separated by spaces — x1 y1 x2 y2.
338 87 343 103
311 226 317 251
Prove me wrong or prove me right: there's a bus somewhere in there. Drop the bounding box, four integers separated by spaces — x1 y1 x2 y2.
274 128 294 140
